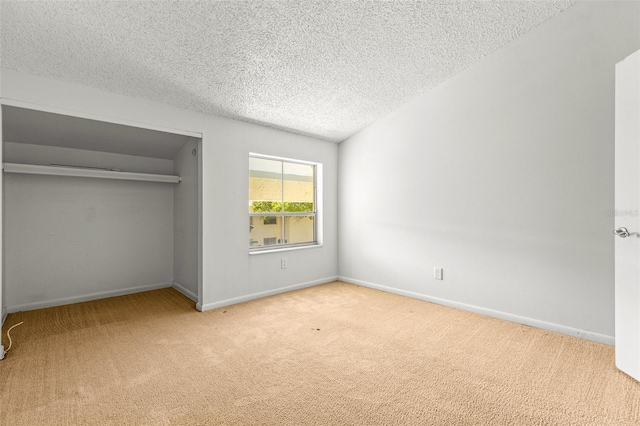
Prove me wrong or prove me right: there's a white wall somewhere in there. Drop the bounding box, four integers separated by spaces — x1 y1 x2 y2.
173 138 199 301
3 143 175 311
0 101 4 326
338 1 640 344
207 121 338 309
0 69 339 311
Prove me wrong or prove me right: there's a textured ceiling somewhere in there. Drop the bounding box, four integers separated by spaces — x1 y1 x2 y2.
1 1 576 142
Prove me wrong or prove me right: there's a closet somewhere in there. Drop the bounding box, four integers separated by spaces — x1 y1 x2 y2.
1 105 201 313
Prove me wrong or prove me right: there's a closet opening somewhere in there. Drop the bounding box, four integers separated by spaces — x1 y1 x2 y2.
1 105 202 315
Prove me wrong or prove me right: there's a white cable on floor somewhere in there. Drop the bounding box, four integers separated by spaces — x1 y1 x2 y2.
3 321 24 357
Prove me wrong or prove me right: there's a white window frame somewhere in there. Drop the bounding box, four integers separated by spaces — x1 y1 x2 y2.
249 153 323 254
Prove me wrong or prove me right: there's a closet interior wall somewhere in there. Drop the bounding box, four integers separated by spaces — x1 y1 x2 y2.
2 107 200 313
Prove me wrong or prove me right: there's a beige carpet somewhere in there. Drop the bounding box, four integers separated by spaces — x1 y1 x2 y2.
1 281 638 425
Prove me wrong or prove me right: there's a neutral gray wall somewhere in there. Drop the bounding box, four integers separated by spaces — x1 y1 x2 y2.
338 1 640 343
206 120 338 308
1 67 339 312
3 144 175 311
0 102 4 326
173 138 199 300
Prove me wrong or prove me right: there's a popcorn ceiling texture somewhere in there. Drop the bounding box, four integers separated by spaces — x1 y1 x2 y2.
1 1 576 142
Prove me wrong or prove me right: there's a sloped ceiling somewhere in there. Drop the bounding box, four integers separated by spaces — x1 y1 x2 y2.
1 1 576 142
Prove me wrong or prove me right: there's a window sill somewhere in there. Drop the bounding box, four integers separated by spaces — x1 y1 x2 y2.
249 243 322 256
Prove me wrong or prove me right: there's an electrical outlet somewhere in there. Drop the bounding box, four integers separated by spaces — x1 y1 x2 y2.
281 258 288 269
434 267 443 280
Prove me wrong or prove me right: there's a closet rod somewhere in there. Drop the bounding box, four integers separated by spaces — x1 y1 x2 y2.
2 163 181 184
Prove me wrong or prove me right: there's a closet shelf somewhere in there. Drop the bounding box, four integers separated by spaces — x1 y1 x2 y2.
2 163 181 184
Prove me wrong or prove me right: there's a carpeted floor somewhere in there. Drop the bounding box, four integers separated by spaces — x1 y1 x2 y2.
1 281 638 425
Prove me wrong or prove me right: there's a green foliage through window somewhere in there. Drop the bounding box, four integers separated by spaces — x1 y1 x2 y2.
250 201 314 213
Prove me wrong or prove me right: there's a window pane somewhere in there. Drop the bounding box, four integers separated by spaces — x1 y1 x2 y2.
263 216 277 225
283 162 314 213
284 216 315 245
249 157 282 213
249 216 284 248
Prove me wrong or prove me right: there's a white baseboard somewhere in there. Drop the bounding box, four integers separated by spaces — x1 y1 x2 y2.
339 276 615 346
1 310 7 327
172 282 197 302
6 282 174 313
197 276 338 312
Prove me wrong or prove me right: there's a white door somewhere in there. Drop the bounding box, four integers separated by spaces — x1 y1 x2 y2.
615 49 640 382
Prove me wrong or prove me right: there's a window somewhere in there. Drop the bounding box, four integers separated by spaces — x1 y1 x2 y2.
249 154 319 251
263 216 277 225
